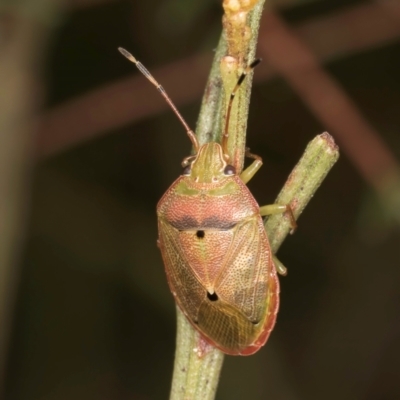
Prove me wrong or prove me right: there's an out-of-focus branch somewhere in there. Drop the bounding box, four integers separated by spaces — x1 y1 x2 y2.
36 2 400 159
36 53 212 157
67 0 119 8
258 10 400 221
67 0 322 10
0 2 61 393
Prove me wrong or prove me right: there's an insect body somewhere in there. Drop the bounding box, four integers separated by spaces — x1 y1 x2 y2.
119 48 295 355
157 143 279 355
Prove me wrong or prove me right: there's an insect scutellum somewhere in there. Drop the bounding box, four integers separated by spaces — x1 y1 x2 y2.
118 47 261 169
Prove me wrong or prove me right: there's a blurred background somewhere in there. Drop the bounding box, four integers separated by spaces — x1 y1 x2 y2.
1 0 400 399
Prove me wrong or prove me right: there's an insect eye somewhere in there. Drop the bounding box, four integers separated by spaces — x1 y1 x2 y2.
224 165 236 175
182 165 191 175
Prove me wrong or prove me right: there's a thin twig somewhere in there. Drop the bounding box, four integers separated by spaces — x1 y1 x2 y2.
169 309 224 400
265 133 339 253
169 1 267 399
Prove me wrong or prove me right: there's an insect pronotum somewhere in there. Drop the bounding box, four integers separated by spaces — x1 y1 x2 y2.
119 47 296 355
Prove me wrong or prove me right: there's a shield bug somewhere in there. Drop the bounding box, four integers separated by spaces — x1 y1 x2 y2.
119 47 296 356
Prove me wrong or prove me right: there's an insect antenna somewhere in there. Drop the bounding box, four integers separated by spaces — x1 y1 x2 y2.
221 58 262 158
118 47 199 152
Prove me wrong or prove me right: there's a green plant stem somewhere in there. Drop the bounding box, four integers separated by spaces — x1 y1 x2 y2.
169 308 224 400
195 33 227 147
171 3 267 398
196 0 266 150
169 1 339 399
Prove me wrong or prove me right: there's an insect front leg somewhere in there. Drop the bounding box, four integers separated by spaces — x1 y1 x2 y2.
241 148 297 276
239 149 263 184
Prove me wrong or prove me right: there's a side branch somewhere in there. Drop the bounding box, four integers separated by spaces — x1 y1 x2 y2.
265 132 339 253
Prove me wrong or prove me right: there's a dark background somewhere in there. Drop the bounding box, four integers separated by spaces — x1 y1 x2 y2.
3 0 400 399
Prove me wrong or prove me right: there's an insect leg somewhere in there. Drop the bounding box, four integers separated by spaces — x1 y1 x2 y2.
272 255 287 276
259 204 297 233
240 148 263 184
